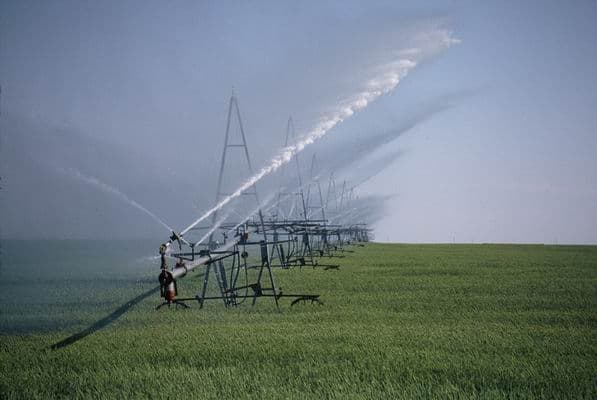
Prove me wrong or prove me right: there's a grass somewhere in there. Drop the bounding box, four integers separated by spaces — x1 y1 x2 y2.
1 243 596 399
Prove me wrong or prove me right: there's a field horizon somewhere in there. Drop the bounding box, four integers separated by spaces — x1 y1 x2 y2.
4 237 597 245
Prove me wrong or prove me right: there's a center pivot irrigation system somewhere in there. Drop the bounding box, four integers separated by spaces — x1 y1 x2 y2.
157 94 371 310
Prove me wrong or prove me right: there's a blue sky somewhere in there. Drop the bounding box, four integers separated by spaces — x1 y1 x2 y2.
367 1 597 243
1 1 596 243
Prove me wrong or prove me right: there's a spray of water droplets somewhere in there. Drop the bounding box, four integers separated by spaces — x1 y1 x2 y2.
61 168 174 233
180 31 459 236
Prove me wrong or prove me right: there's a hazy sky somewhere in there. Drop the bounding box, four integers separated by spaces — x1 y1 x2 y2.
1 1 596 244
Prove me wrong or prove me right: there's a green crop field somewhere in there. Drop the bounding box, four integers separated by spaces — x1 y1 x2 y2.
1 242 596 399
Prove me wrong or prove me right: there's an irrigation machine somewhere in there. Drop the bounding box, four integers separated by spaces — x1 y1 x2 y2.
156 93 371 310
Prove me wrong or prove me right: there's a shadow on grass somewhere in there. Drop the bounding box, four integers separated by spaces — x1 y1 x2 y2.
51 285 160 350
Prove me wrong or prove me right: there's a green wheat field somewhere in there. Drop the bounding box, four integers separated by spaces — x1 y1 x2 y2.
1 241 596 399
